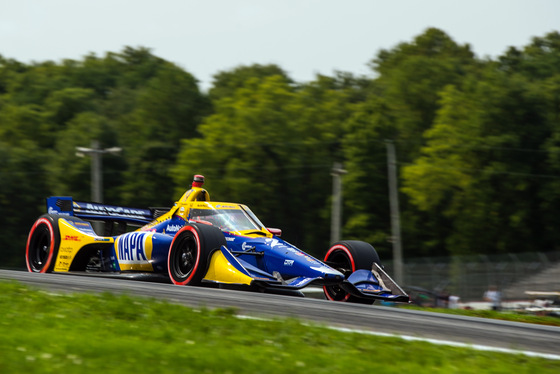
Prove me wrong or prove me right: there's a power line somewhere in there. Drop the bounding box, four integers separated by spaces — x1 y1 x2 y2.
4 158 560 180
397 161 560 179
180 136 560 154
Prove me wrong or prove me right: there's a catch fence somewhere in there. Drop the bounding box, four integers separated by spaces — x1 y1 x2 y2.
383 251 560 302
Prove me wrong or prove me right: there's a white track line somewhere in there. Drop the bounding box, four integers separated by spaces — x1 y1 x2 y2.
237 315 560 361
328 326 560 361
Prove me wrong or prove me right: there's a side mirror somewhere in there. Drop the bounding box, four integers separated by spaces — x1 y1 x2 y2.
267 228 282 237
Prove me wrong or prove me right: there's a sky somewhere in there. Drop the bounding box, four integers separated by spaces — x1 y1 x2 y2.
1 0 559 91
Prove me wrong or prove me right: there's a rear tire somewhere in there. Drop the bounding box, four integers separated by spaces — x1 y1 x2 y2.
167 223 226 285
26 214 61 273
323 240 380 303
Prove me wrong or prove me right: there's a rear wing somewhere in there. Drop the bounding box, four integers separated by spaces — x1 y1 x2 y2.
46 196 160 225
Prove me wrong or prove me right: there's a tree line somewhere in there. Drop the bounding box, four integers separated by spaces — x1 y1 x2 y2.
1 28 559 268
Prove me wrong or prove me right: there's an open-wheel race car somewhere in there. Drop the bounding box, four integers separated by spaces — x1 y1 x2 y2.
25 175 409 304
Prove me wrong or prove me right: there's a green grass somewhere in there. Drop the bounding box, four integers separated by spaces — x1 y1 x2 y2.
400 305 560 327
0 282 558 374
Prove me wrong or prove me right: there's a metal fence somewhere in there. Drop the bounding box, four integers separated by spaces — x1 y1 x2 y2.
383 251 560 302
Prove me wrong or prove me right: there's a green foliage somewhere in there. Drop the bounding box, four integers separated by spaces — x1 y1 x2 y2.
3 28 560 268
174 73 303 243
1 282 558 374
174 72 363 254
0 47 209 262
402 59 560 255
341 97 395 256
209 63 292 101
0 141 49 268
45 112 121 200
0 103 47 147
499 31 560 78
370 27 478 153
118 63 209 206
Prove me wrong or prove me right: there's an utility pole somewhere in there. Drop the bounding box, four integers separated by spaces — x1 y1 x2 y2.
330 162 347 244
386 140 404 284
76 140 122 203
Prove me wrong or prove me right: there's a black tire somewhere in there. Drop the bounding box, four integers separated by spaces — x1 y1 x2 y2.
167 223 226 286
26 214 61 273
323 240 380 303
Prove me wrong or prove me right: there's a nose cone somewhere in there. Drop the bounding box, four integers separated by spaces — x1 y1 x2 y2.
310 264 345 280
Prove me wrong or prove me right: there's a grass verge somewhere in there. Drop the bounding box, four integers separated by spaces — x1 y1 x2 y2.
0 281 558 373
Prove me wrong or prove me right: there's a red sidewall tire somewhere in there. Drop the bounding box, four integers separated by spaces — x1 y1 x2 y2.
168 226 202 285
167 223 226 286
323 241 380 302
323 244 356 302
26 216 59 273
325 244 357 272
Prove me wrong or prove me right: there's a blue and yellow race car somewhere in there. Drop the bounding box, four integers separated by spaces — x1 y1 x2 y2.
25 175 409 304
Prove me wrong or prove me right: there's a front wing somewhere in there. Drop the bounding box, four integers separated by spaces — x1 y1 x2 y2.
201 246 409 302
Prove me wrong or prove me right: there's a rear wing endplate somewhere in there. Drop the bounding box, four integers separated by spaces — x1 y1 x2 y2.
46 196 155 225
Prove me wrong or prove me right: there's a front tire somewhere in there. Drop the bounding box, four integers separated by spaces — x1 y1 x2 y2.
26 214 61 273
167 223 226 285
323 240 380 303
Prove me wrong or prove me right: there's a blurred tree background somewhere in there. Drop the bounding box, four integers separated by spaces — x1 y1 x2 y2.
1 28 560 268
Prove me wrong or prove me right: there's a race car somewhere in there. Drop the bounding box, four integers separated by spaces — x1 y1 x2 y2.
25 175 409 303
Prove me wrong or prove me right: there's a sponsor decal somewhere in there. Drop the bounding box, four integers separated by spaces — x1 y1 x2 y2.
116 232 151 263
215 204 236 209
284 259 294 266
305 255 318 264
94 238 111 242
225 237 235 242
165 224 182 233
84 203 148 217
63 235 80 242
242 242 253 251
264 238 304 255
64 221 96 235
48 207 70 216
73 221 90 228
264 238 281 249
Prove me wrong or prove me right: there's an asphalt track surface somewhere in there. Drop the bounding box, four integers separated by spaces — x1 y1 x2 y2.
1 269 559 356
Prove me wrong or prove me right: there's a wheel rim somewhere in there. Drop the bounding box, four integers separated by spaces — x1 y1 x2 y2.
29 224 51 272
324 249 353 301
172 234 198 281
